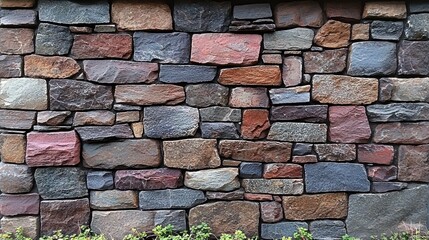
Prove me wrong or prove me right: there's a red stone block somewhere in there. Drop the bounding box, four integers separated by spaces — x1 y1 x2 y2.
358 144 394 165
261 201 283 223
292 155 318 163
115 168 183 190
26 131 80 167
219 66 281 86
244 193 273 201
263 163 303 179
71 34 132 59
0 28 34 54
0 193 39 216
368 166 397 182
241 109 270 140
229 87 269 108
329 106 371 143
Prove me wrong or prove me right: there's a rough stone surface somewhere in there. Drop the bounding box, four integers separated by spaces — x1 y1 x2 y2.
34 167 87 199
242 179 304 195
200 107 241 122
50 80 113 111
201 122 240 139
274 1 323 28
189 201 259 236
325 1 361 22
315 20 351 48
263 163 302 179
186 84 229 107
368 166 397 182
174 0 231 32
84 60 158 84
40 199 90 235
87 171 114 190
312 75 378 104
76 125 134 142
352 23 370 40
329 106 371 143
309 221 347 240
240 162 263 178
244 193 272 201
71 34 132 59
282 193 348 220
347 185 429 239
185 168 240 191
241 109 270 139
398 145 429 182
380 78 429 102
134 32 190 63
371 182 408 193
191 33 261 65
39 0 109 24
0 216 39 239
115 168 183 190
406 13 429 39
373 122 429 144
90 190 138 210
367 103 429 123
219 140 292 162
398 41 429 76
229 87 269 108
363 1 407 19
0 55 21 78
293 143 313 156
0 28 34 54
206 189 244 200
264 28 314 50
410 0 429 13
0 0 35 8
305 163 370 193
347 41 397 76
83 140 160 169
268 122 327 143
37 111 71 126
0 193 39 216
112 0 172 31
261 222 308 239
219 66 281 86
0 9 36 26
0 134 25 163
139 189 206 210
91 210 186 240
35 23 73 55
304 49 347 73
163 139 220 170
269 86 310 104
234 4 272 20
282 56 302 87
0 163 33 193
144 106 199 139
271 105 328 123
25 55 80 79
26 131 80 167
358 144 394 165
314 144 356 162
115 85 185 106
0 78 47 110
73 111 115 126
160 65 217 83
0 110 35 130
261 201 283 223
371 20 403 40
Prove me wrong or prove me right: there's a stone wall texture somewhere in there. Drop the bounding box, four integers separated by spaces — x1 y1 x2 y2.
0 0 428 239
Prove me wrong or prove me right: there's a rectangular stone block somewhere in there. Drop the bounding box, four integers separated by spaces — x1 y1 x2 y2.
242 179 304 195
268 122 327 143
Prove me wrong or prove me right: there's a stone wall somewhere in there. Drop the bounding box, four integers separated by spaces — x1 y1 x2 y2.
0 0 428 239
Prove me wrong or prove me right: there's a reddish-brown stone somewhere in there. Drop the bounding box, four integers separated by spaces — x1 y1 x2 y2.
368 166 397 182
115 168 183 190
325 1 362 22
0 134 26 164
283 56 302 87
219 66 281 86
26 131 80 167
0 193 39 216
241 109 270 140
244 193 273 201
398 145 429 182
191 33 262 66
271 105 328 123
352 24 370 40
71 34 132 59
374 122 429 144
219 140 292 163
0 28 34 54
329 106 371 143
112 0 172 31
292 155 318 163
0 0 35 8
304 49 347 73
229 87 269 108
314 20 351 48
358 144 394 165
282 193 348 220
24 55 80 79
261 201 283 223
40 199 90 236
115 84 185 106
274 1 324 28
263 163 303 179
363 1 407 19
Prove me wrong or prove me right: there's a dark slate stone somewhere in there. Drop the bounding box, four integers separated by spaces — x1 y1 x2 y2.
134 32 190 63
305 163 370 193
271 105 328 123
49 80 113 111
139 189 206 210
87 171 114 190
398 41 429 75
229 23 276 32
405 14 429 40
200 107 242 122
0 9 36 26
347 41 397 76
75 124 134 142
35 167 87 199
367 103 429 122
159 65 217 83
186 84 229 107
36 23 73 56
38 0 110 24
201 122 239 139
0 110 35 130
239 162 263 178
293 143 313 156
261 222 308 239
174 0 231 32
0 55 22 78
144 106 199 139
371 182 408 193
309 221 346 239
233 4 273 20
410 0 429 13
371 21 403 41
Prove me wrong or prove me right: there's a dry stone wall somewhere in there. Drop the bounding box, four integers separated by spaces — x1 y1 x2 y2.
0 0 428 239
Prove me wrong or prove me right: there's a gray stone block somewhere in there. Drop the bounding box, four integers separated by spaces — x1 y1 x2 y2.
139 189 206 210
309 220 346 239
35 167 87 199
36 23 73 55
87 171 114 190
233 4 272 20
261 222 308 239
371 21 403 40
159 65 217 83
201 122 240 139
239 162 263 178
405 14 429 40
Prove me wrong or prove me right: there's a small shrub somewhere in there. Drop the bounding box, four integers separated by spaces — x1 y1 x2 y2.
0 227 32 240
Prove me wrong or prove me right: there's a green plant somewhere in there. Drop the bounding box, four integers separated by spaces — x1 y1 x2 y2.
293 227 313 240
342 234 358 240
39 226 105 240
0 227 32 240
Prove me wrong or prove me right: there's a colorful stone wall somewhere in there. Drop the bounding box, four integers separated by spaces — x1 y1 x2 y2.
0 0 428 239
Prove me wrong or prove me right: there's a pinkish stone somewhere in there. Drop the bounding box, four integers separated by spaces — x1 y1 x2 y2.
263 163 303 179
0 193 39 216
191 33 262 66
229 87 269 108
26 131 80 167
329 106 371 143
283 56 302 87
292 155 318 163
244 193 273 201
358 144 394 165
71 34 132 59
261 201 283 223
115 168 183 190
368 166 397 182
